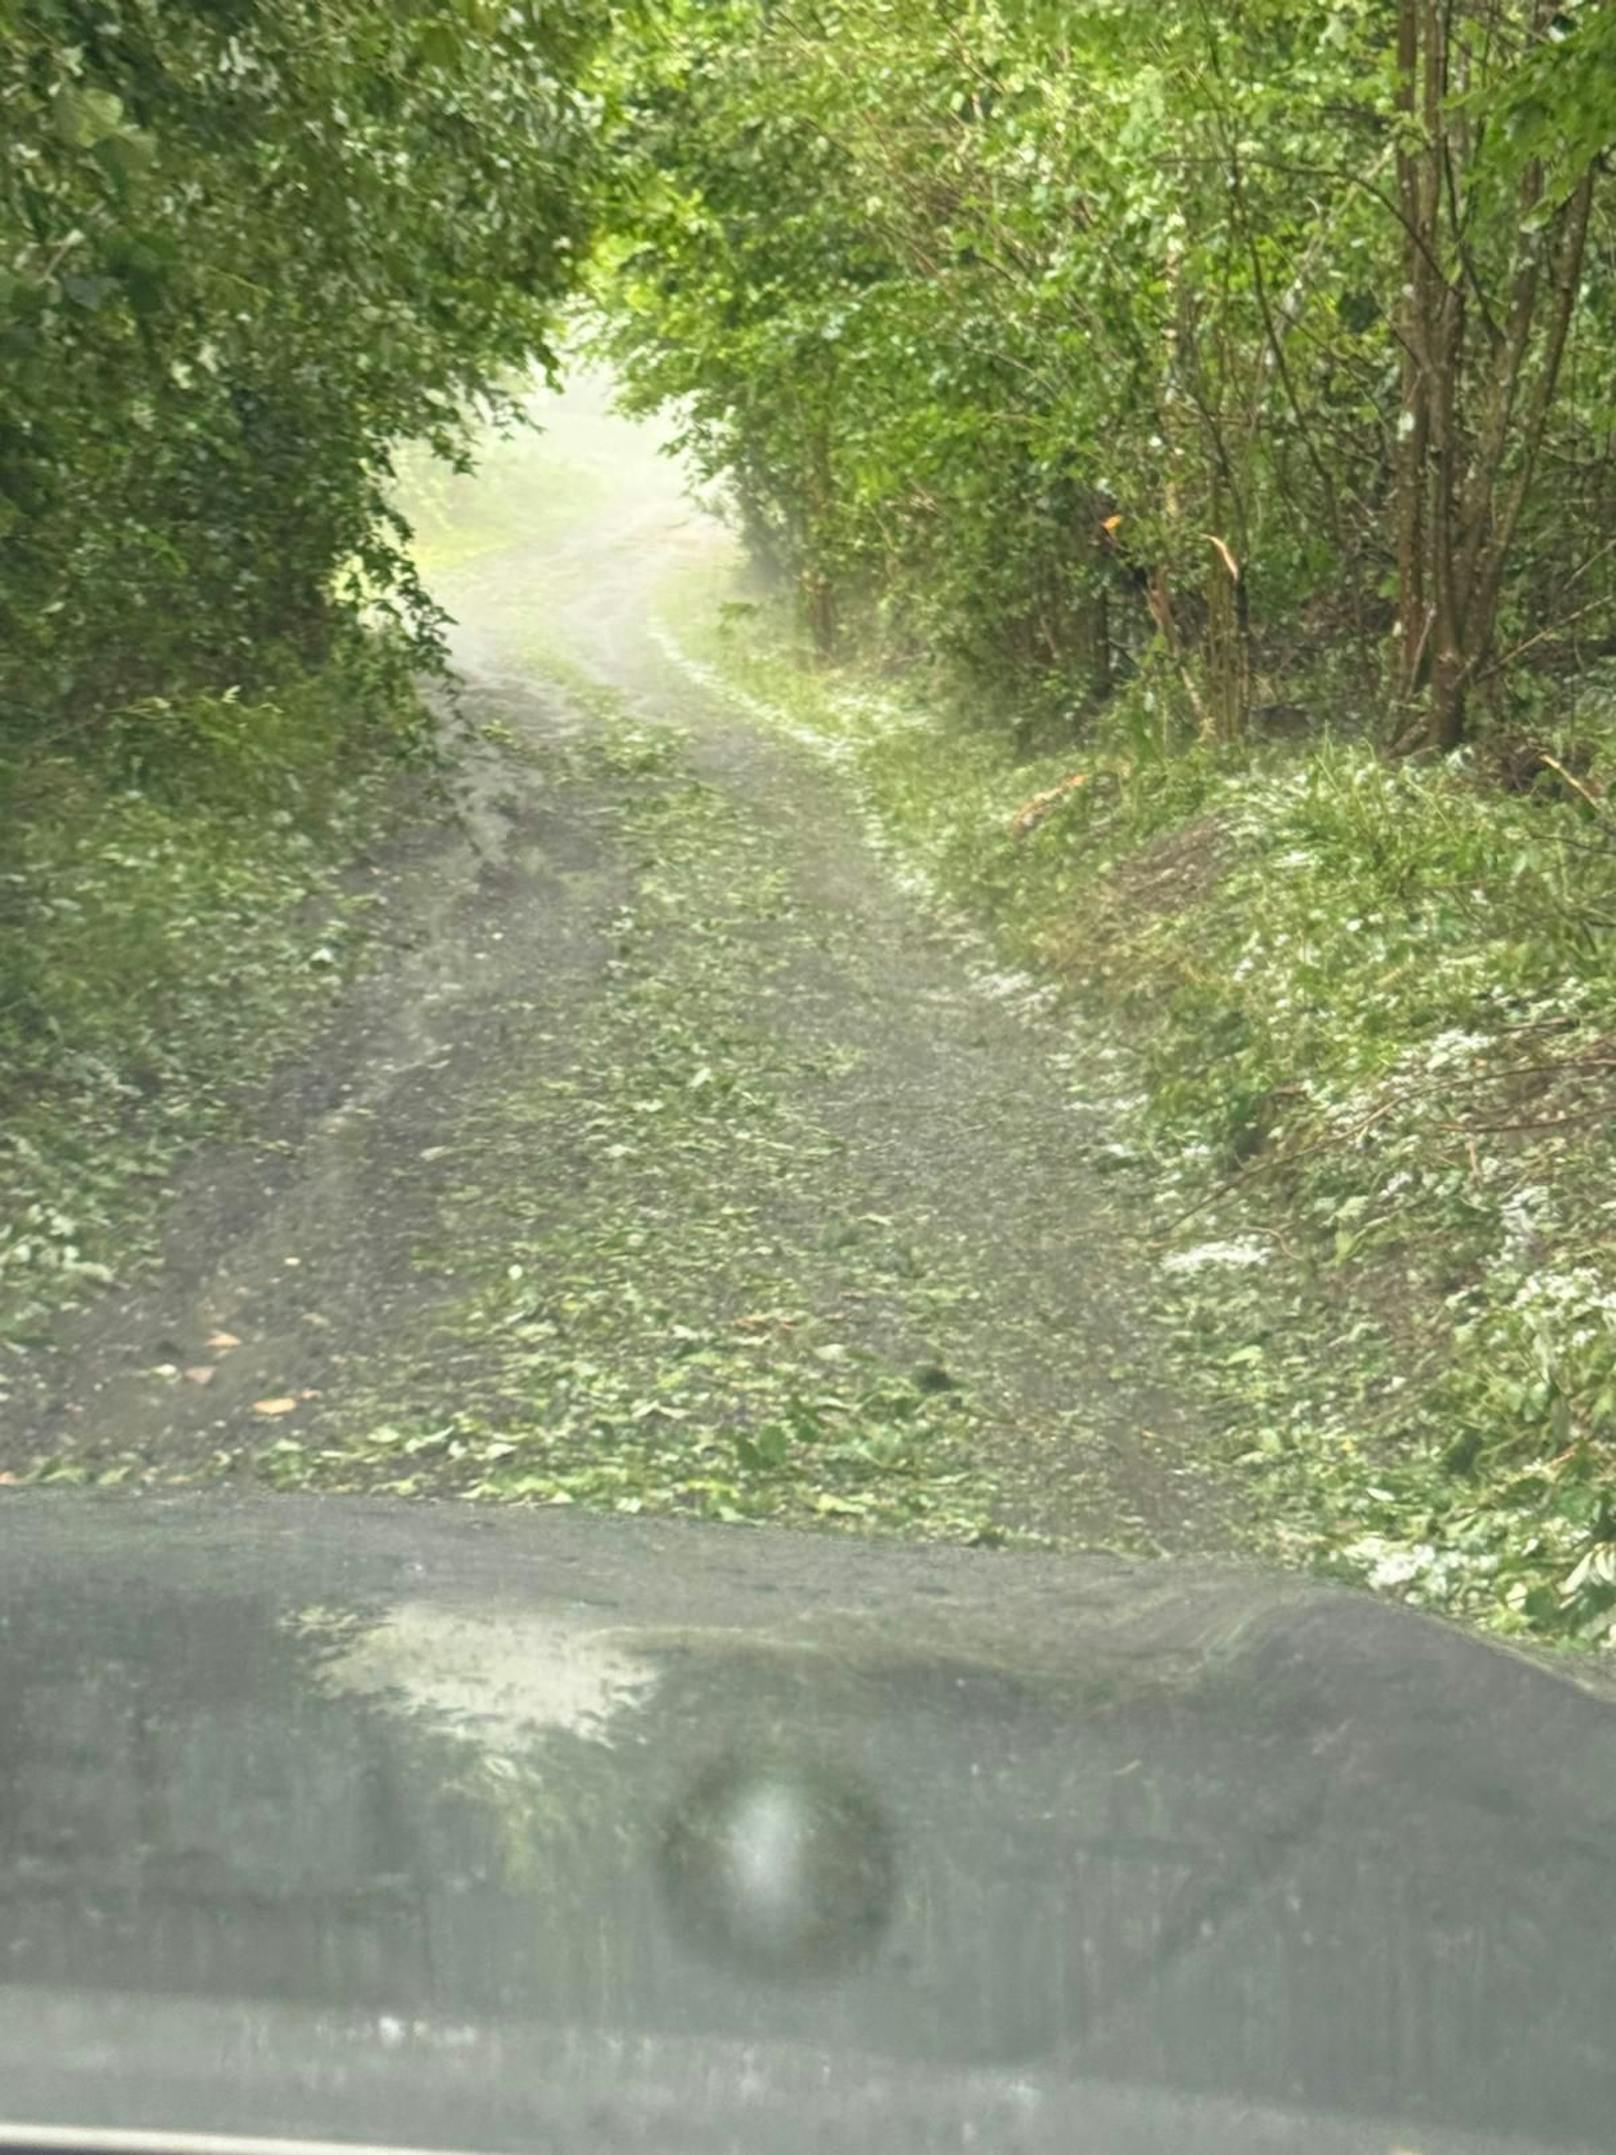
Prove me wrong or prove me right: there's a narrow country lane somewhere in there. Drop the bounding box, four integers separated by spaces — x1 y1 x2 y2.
4 381 1234 1556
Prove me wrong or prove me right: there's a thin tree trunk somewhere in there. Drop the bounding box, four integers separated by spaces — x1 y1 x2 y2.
800 411 839 661
1464 169 1596 686
1203 522 1250 742
1394 0 1430 705
1090 570 1113 705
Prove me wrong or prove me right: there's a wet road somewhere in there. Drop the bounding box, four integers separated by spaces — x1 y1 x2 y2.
4 378 1230 1550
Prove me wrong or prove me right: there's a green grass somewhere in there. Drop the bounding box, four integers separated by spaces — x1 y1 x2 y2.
664 571 1616 1651
0 639 432 1381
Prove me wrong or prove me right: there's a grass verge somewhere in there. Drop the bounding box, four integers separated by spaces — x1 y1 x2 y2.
0 638 434 1396
663 571 1616 1652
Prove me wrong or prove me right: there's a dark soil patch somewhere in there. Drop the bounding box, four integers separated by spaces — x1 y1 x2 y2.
1041 813 1227 1001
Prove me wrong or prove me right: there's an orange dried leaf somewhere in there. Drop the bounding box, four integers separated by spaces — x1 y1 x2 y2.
1010 771 1089 839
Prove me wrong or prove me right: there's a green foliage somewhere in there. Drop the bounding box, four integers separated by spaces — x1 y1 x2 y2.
1 2 609 1351
685 582 1616 1646
594 0 1616 1632
2 0 606 731
1490 0 1616 184
0 640 426 1353
595 0 1615 743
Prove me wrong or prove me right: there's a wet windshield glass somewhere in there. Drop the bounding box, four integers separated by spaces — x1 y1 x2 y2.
4 6 1616 2152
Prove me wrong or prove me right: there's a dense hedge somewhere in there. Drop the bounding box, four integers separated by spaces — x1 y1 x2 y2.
597 0 1616 752
1 0 606 733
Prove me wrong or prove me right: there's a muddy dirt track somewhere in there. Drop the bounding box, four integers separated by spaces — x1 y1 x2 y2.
3 381 1234 1555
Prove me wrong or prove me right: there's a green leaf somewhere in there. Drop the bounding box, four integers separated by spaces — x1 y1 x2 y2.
53 84 126 149
98 128 159 180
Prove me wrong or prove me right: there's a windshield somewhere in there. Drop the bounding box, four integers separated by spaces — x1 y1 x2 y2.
3 6 1615 2153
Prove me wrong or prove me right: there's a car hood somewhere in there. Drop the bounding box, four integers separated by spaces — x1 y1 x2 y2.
1 1493 1613 2155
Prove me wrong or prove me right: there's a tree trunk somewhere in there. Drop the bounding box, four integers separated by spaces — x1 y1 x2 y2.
1203 528 1251 743
1089 573 1113 705
800 411 838 661
1392 1 1595 752
802 566 838 662
1393 0 1426 704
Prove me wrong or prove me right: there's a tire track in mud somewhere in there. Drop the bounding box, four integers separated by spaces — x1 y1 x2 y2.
3 383 1236 1558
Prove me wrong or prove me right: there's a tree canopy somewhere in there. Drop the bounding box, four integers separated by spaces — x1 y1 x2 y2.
1 0 607 730
597 0 1615 751
10 0 1607 754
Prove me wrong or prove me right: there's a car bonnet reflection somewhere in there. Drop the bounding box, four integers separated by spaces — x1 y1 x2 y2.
3 1574 1616 2149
